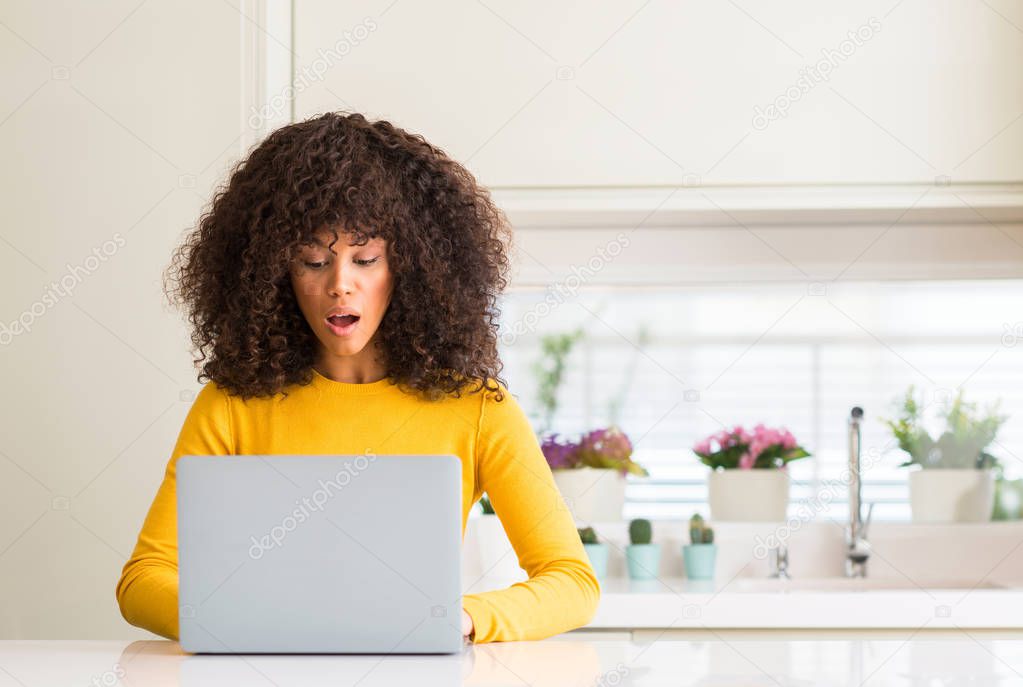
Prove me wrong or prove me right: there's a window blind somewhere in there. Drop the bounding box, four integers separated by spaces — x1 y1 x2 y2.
497 280 1023 522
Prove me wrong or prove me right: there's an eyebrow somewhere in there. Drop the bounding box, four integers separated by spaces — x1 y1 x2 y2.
308 236 385 248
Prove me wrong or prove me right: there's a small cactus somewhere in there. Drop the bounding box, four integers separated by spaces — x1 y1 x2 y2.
688 513 704 544
578 526 599 545
478 494 495 514
629 518 653 545
689 513 714 544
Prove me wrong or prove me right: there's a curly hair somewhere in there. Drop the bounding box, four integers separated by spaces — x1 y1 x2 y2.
164 111 511 402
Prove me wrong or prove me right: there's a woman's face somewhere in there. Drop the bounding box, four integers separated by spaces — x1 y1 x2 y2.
289 229 394 368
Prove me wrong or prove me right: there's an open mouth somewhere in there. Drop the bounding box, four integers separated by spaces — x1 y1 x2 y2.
327 314 359 327
325 313 360 336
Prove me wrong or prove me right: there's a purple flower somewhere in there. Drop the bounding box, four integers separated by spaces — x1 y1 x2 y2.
541 433 578 470
543 426 648 477
577 427 634 464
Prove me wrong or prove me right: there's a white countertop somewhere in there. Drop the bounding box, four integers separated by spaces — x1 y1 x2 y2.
4 636 1023 685
590 576 1023 629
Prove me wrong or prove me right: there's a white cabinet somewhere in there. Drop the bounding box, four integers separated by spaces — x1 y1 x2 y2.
293 0 1023 189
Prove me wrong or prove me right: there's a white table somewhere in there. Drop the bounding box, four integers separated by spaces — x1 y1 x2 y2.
2 635 1023 685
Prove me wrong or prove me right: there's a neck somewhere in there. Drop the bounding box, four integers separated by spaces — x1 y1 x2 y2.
314 347 388 384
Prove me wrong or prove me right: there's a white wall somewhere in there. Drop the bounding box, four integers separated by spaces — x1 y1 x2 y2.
0 1 262 638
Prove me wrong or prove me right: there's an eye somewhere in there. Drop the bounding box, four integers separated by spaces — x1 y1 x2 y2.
355 257 380 266
303 260 328 269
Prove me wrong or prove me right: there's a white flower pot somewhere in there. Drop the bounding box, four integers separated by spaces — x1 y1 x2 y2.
908 468 995 523
708 469 790 522
462 514 527 587
552 467 627 523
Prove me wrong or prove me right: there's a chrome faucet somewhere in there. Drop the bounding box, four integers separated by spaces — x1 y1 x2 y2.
768 545 790 579
846 407 872 577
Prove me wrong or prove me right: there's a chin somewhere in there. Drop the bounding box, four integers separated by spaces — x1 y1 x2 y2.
325 340 366 356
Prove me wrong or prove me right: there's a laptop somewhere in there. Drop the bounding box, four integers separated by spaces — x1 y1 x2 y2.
176 454 464 654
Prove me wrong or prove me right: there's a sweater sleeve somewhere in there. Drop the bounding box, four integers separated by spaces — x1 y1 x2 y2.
114 382 234 640
461 383 601 643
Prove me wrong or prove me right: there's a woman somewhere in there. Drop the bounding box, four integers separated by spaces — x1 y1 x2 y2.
114 111 599 644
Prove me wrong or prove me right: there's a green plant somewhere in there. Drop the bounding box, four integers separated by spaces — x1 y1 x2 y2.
478 493 495 514
532 329 584 434
628 518 653 545
994 470 1023 520
689 513 714 544
578 526 599 545
883 386 1006 470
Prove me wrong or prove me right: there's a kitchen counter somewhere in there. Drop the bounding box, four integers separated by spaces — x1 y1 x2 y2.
590 576 1023 629
3 636 1023 685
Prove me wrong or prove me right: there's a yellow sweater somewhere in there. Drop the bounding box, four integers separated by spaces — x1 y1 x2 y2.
115 369 600 644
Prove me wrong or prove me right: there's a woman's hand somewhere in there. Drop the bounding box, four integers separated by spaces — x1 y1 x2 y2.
461 608 474 641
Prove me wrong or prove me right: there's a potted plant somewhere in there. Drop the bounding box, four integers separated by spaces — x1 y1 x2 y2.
532 329 649 522
625 518 661 580
693 424 809 521
578 526 608 580
682 514 716 580
883 387 1006 523
544 427 648 523
463 494 527 585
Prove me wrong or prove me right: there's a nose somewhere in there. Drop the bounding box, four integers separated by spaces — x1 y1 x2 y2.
326 259 353 296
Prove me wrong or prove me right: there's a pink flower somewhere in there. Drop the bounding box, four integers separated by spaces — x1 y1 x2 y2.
753 423 780 446
748 439 765 462
694 423 806 471
733 425 752 444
